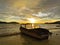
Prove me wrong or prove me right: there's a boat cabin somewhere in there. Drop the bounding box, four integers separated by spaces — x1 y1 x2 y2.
20 23 40 29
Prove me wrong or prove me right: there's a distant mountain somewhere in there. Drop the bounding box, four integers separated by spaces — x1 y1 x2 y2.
45 21 60 24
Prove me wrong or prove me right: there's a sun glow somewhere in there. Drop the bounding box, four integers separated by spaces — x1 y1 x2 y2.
28 18 36 23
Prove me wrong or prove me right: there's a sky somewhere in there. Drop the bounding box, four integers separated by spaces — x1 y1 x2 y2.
0 0 60 23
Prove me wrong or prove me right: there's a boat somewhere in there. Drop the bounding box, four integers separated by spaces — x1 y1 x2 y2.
20 23 52 40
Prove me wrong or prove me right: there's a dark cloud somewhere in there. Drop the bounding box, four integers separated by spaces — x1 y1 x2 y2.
34 0 60 20
37 0 60 9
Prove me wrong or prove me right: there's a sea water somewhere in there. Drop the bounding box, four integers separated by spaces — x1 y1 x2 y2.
0 24 60 45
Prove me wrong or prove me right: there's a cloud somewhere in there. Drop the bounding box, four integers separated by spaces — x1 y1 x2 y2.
0 0 60 22
32 12 51 17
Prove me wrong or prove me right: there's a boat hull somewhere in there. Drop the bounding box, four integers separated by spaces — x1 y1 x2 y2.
20 27 51 40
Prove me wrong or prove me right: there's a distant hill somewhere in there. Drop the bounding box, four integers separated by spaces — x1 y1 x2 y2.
0 21 19 24
45 21 60 24
53 21 60 24
9 22 19 24
0 21 7 24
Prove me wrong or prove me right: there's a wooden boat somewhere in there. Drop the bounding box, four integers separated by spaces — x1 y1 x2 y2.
20 23 52 40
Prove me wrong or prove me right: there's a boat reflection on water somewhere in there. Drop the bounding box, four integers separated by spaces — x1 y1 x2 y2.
20 23 52 40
